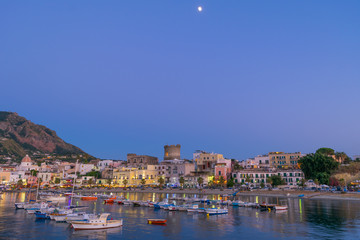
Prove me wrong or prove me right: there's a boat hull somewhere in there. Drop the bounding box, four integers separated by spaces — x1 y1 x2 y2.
71 220 123 230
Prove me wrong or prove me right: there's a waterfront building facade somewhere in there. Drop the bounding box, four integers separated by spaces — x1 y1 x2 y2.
269 152 302 169
233 169 304 186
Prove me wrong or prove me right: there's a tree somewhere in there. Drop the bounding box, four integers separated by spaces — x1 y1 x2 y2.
85 171 102 179
298 178 306 187
54 178 60 184
197 177 204 188
316 148 335 156
245 175 251 184
227 177 234 188
140 178 146 186
106 178 112 186
30 169 38 177
269 175 285 187
179 177 185 188
335 152 351 164
122 179 128 188
17 179 23 188
218 176 225 187
260 182 265 188
314 179 320 186
299 153 339 184
266 177 272 186
88 178 94 187
158 177 165 188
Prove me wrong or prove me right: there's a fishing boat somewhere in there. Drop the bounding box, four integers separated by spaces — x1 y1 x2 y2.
206 208 228 215
147 219 167 224
35 211 50 219
71 213 123 230
81 196 98 201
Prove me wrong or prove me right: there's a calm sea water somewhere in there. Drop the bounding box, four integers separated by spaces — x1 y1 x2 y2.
0 192 359 240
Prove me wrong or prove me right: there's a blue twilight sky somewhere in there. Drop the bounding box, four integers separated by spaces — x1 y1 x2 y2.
1 1 359 160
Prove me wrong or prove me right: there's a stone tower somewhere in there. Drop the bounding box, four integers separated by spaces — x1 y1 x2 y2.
164 144 181 160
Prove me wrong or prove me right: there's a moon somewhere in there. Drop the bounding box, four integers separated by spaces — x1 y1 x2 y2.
197 6 203 12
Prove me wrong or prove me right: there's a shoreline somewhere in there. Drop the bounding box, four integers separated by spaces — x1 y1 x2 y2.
6 188 360 201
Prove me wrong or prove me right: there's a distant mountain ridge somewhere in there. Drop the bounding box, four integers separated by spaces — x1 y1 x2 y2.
0 111 89 160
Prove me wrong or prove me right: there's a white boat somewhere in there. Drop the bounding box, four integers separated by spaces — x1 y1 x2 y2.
71 213 123 230
42 196 68 202
54 212 95 222
187 204 200 212
206 208 228 215
275 205 288 211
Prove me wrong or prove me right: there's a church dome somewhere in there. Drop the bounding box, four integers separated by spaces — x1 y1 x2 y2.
21 155 32 163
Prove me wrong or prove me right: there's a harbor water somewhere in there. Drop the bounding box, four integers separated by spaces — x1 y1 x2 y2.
0 192 359 239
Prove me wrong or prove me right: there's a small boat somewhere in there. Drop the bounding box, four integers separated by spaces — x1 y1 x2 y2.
187 204 200 212
81 196 98 201
275 205 288 211
147 219 167 224
168 206 177 211
206 208 228 216
15 202 25 209
298 194 304 198
71 213 123 230
35 211 50 219
259 203 276 211
104 197 116 204
133 202 141 207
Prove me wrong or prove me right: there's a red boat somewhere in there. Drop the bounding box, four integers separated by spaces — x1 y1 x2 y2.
81 196 98 201
147 219 167 225
104 197 116 204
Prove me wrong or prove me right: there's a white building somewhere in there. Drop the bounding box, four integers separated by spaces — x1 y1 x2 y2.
18 155 39 171
232 169 304 186
76 163 95 175
97 160 114 171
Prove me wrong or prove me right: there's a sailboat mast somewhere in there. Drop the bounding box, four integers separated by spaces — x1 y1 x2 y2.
70 160 78 206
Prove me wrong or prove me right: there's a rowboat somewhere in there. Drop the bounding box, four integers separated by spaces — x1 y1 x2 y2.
147 219 167 224
81 196 98 201
275 205 288 211
71 213 123 230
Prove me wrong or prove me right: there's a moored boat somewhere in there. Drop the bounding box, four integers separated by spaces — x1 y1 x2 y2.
147 219 167 224
206 208 228 215
71 213 123 230
81 196 98 201
275 205 288 211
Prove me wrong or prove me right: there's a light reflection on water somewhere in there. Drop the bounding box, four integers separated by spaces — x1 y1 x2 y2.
1 192 360 239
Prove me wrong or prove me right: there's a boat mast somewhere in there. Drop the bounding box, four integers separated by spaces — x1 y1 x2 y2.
35 177 40 201
70 159 78 206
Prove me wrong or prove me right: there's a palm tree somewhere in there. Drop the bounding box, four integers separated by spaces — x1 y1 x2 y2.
179 177 185 188
197 177 204 188
140 178 146 186
158 177 165 188
122 179 128 188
